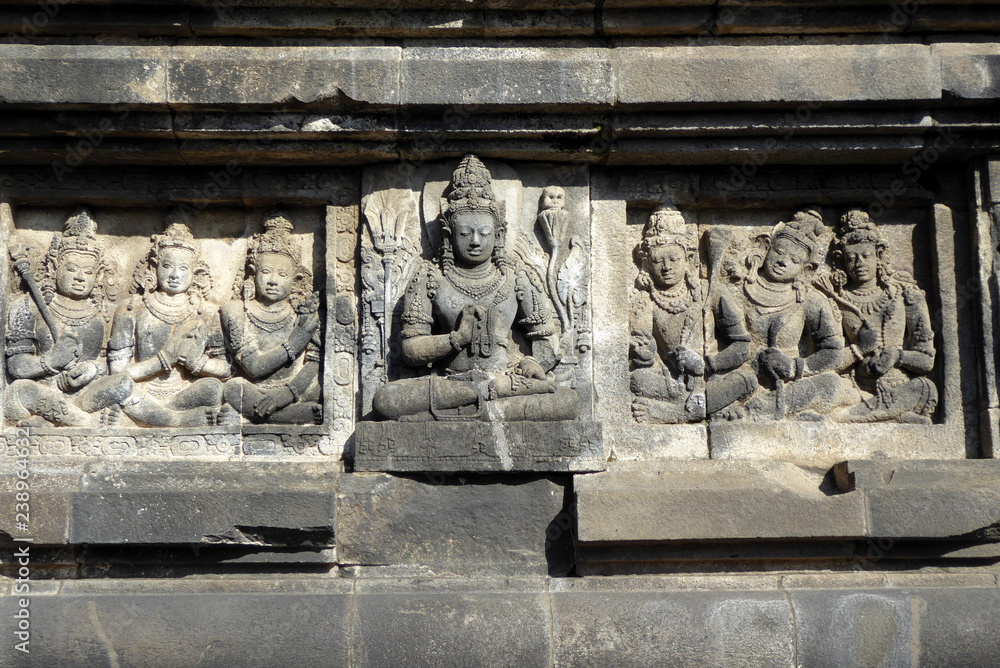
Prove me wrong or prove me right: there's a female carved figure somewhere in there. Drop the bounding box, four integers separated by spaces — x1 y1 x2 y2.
819 209 937 422
4 209 131 426
108 219 230 427
630 204 756 423
372 154 579 421
724 208 858 419
220 212 322 424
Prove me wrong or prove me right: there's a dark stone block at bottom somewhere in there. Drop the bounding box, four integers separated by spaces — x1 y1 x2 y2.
354 420 605 472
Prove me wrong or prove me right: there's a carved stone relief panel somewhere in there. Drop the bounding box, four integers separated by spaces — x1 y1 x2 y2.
354 155 605 472
0 185 341 459
594 167 969 465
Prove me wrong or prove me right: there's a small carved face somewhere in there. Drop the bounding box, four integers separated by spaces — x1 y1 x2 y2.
843 242 878 285
647 243 687 291
762 236 810 283
55 251 99 299
540 186 565 211
451 211 496 267
254 252 297 304
156 247 196 295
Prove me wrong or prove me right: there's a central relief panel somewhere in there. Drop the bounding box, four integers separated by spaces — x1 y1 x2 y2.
354 155 605 472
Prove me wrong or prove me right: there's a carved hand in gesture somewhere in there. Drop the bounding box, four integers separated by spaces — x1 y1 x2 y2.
453 304 486 349
671 345 705 377
286 311 321 356
630 331 657 367
43 333 81 372
253 386 295 420
516 356 547 380
163 320 207 369
758 347 795 381
62 360 99 390
867 347 901 377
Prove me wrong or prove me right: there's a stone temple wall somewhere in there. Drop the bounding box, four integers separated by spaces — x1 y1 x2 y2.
3 2 1000 666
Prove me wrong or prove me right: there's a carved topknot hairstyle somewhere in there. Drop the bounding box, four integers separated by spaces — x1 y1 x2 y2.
41 207 119 313
440 154 509 269
240 210 313 308
772 206 828 266
640 204 698 256
130 211 212 300
837 208 885 249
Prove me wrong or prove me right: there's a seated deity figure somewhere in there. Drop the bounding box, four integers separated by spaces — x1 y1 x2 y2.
107 218 231 427
724 208 859 420
372 154 579 421
4 209 131 426
818 209 937 423
630 204 757 423
220 212 322 424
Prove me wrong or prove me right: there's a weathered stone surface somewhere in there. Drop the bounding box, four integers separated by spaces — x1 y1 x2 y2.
0 460 78 545
615 44 941 104
709 422 965 467
551 587 796 667
168 46 400 108
575 461 865 544
789 589 916 668
355 421 605 472
0 45 168 106
336 472 572 576
840 459 1000 539
0 579 352 668
352 579 551 668
401 47 613 108
937 43 1000 100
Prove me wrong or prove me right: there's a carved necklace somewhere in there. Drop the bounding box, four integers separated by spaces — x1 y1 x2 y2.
246 300 295 333
49 295 99 327
648 283 692 315
444 263 503 300
840 282 895 319
143 290 198 325
744 276 797 312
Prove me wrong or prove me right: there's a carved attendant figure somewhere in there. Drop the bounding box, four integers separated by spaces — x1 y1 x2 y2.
4 209 131 426
221 212 322 424
724 208 858 419
108 219 230 426
630 205 757 423
372 154 579 421
820 209 937 422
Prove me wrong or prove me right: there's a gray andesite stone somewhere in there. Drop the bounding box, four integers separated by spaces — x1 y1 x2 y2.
936 43 1000 100
354 420 605 473
614 44 941 104
336 472 571 576
575 460 865 544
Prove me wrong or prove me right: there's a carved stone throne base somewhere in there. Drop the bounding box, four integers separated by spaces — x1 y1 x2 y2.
354 420 605 473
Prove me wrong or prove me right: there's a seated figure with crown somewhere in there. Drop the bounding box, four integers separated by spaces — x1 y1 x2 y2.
220 212 322 425
107 217 232 427
372 155 580 422
4 209 132 426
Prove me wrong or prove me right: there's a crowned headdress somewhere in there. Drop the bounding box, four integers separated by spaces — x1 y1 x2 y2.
635 203 699 300
41 207 118 309
439 155 509 269
771 207 828 267
240 210 312 307
130 211 211 300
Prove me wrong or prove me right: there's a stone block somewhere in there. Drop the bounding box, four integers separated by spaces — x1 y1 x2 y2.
0 45 168 106
937 43 1000 100
167 46 400 108
575 461 865 544
352 579 551 668
788 589 916 668
919 588 1000 666
614 44 941 105
401 47 613 108
336 472 571 576
71 461 338 545
0 460 79 545
842 459 1000 539
551 588 795 667
0 579 352 668
354 420 605 472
